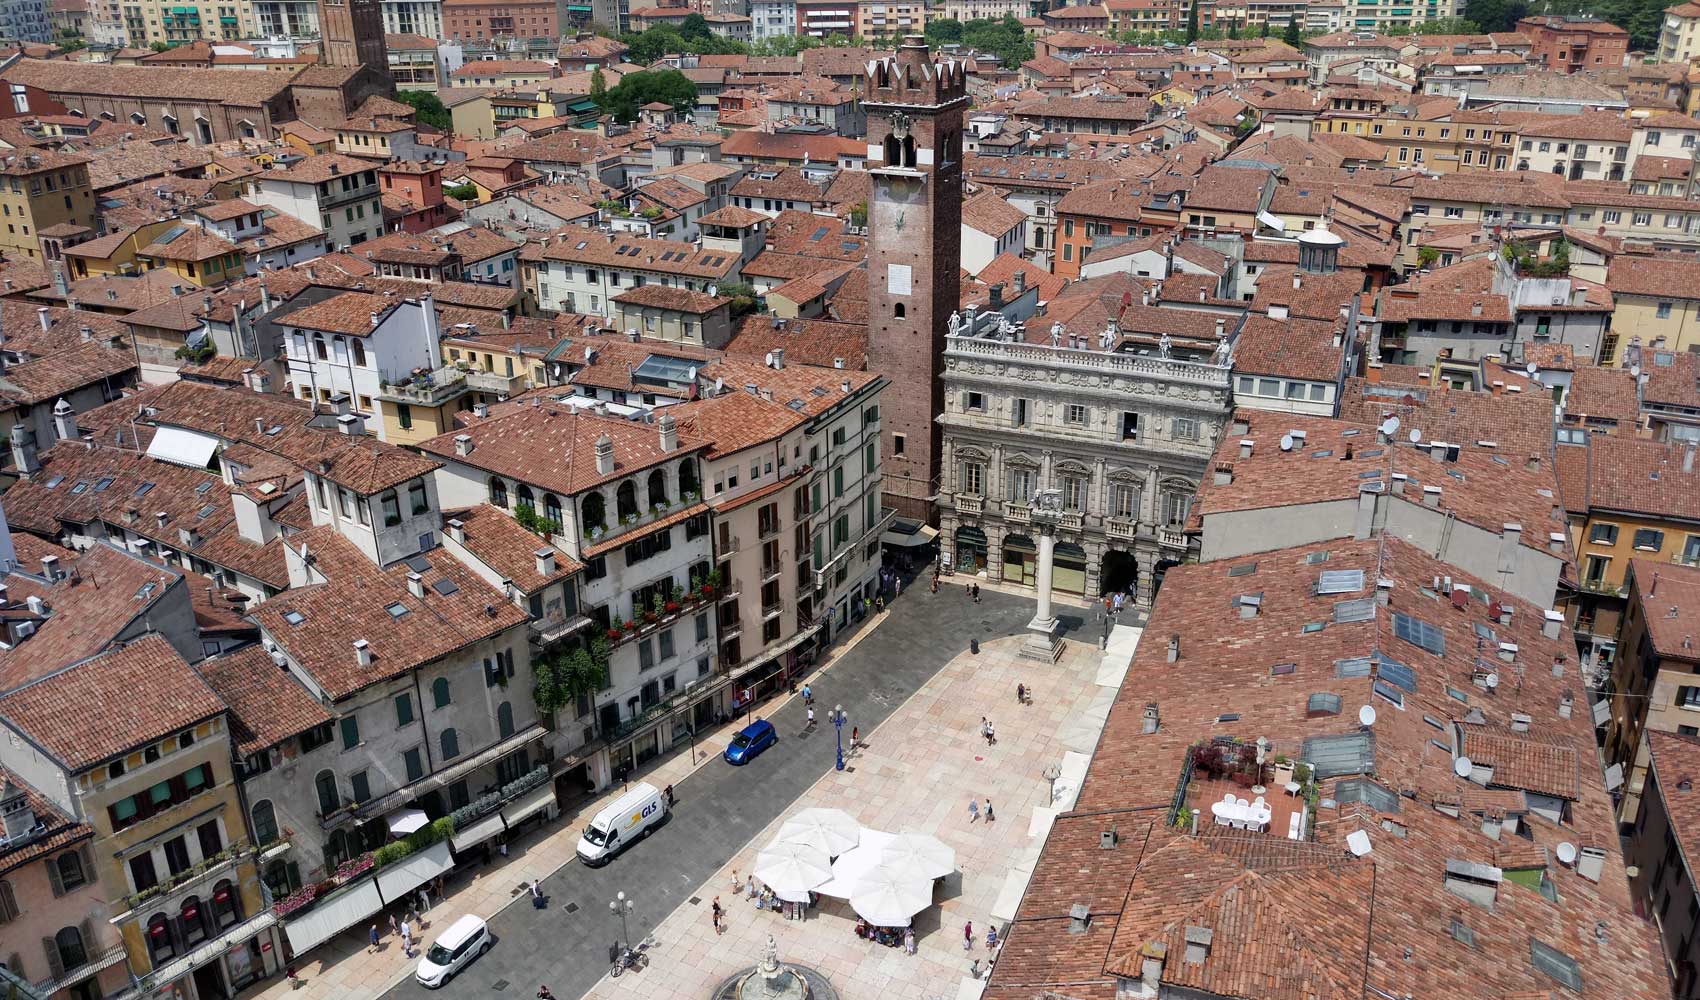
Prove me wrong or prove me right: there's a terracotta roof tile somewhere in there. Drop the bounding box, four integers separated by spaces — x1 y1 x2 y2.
195 644 331 756
444 503 582 593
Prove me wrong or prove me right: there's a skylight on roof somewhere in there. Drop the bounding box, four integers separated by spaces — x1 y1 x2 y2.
1317 569 1364 594
195 481 215 494
43 475 64 489
1336 657 1373 678
1530 940 1582 992
1336 777 1400 813
134 482 155 497
405 554 433 573
1392 612 1446 655
94 477 114 492
1302 730 1375 779
196 504 216 519
385 602 410 618
1228 562 1258 577
431 578 460 596
283 609 306 625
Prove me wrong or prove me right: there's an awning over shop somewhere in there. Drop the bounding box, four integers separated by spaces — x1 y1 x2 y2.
449 812 506 854
729 627 819 683
386 808 428 836
284 882 382 956
376 841 454 904
501 784 557 827
880 521 939 549
145 425 220 469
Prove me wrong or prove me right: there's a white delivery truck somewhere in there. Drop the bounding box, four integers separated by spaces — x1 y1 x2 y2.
576 782 667 866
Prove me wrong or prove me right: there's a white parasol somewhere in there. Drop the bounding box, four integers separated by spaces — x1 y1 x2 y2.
848 867 935 927
816 830 897 898
777 807 862 857
881 832 956 881
386 807 428 836
752 842 833 896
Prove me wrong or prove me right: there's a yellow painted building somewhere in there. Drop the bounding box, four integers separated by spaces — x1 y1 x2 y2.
139 226 246 288
63 219 180 278
0 149 99 261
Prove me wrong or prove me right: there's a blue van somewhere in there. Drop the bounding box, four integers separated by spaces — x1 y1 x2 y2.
724 719 778 765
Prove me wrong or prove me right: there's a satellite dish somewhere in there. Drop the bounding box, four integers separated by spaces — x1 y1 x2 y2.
1280 434 1294 451
1454 756 1473 778
1631 364 1642 378
708 284 719 297
1485 672 1500 689
1557 842 1578 865
1358 704 1377 727
1526 361 1538 375
1379 415 1400 436
764 351 774 365
1408 429 1422 443
1346 829 1373 856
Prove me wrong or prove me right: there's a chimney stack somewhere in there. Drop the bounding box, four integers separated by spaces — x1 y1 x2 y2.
595 433 615 475
659 413 678 452
353 639 372 667
1543 609 1564 640
336 413 364 436
454 434 474 456
407 572 425 598
39 555 60 582
447 518 465 543
35 306 49 332
536 547 556 576
51 398 77 443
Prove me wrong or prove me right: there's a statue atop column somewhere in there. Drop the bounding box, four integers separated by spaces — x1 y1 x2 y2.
1021 488 1065 663
947 310 961 338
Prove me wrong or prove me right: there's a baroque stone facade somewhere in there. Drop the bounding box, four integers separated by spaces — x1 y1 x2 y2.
937 333 1231 606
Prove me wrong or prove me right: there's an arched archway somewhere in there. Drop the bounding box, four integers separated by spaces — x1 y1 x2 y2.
616 481 638 520
1101 549 1139 598
1001 533 1036 586
581 491 606 533
1054 543 1088 595
1153 558 1183 596
955 526 987 573
647 468 668 507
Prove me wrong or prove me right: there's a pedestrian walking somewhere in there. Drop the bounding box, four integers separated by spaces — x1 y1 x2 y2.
400 920 413 958
968 798 980 822
964 921 974 951
664 784 675 807
802 683 812 705
987 722 997 746
895 577 903 597
972 583 981 603
987 924 1000 949
1016 682 1025 704
931 575 939 594
1104 595 1113 614
368 923 380 954
530 879 545 909
537 987 556 1000
807 706 816 727
904 926 916 954
851 725 859 747
985 798 996 822
731 870 741 894
389 913 399 937
712 896 725 934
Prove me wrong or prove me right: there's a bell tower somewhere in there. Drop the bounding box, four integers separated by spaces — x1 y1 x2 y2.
864 35 967 523
318 0 388 72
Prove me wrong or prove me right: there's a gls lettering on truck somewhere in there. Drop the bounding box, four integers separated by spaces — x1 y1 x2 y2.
577 782 669 867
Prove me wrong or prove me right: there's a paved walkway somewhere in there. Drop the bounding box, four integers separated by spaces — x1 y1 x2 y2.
582 624 1130 1000
241 577 1038 1000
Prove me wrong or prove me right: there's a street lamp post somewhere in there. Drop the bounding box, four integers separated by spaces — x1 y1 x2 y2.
609 891 634 951
832 704 848 772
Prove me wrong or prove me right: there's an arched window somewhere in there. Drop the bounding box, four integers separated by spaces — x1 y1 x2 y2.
516 484 535 510
647 469 667 508
211 879 241 928
54 925 87 970
146 913 175 962
543 494 562 525
678 458 699 497
440 728 459 760
894 303 906 319
432 677 451 708
616 481 638 520
313 334 327 361
351 339 367 367
180 896 207 946
902 136 917 168
497 702 514 739
54 850 87 892
883 134 900 166
251 800 279 845
324 829 348 870
582 491 606 532
0 878 16 921
488 477 508 508
314 769 338 815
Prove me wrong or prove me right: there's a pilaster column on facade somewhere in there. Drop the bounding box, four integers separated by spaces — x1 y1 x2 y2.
1083 538 1106 600
1136 557 1156 607
1143 466 1161 523
986 521 1005 583
939 511 958 573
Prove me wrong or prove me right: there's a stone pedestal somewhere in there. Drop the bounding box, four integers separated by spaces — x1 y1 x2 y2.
1020 523 1063 663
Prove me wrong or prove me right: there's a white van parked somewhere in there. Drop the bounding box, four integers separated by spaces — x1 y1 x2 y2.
415 914 490 988
576 782 667 866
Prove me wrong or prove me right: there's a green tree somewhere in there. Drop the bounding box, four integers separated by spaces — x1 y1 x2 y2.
959 15 1033 69
590 66 607 104
533 640 609 720
1461 0 1527 33
1185 0 1200 42
396 90 451 130
1281 17 1301 47
596 68 699 123
925 17 965 45
1227 18 1239 37
680 11 710 39
445 182 479 201
1259 19 1271 37
717 280 759 317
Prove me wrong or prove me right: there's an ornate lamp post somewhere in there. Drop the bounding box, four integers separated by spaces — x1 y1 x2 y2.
832 704 848 771
609 891 633 952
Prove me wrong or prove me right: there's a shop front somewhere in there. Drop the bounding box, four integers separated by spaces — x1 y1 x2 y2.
1001 534 1036 586
954 526 988 574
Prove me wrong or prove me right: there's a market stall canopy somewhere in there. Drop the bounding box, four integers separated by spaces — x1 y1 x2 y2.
817 830 897 899
881 832 955 881
778 807 861 857
848 868 934 927
753 842 832 895
387 808 428 836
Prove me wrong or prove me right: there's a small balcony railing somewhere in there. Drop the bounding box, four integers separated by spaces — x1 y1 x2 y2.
956 494 984 516
1004 502 1031 524
1107 518 1137 542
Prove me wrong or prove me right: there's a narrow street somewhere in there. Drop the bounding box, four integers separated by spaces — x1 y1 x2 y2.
379 584 1051 999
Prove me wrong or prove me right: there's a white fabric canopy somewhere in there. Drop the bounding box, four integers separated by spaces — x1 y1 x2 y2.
881 832 955 881
449 811 505 853
816 830 897 899
849 868 934 927
753 843 832 895
375 841 454 904
387 808 428 836
777 807 862 857
145 425 220 469
283 881 383 955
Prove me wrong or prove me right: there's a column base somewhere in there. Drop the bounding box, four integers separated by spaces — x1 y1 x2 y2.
1019 616 1062 663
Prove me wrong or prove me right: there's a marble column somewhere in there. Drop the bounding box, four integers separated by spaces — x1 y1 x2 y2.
1021 518 1063 662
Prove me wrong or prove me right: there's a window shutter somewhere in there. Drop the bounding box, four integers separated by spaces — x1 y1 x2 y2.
79 846 94 887
45 856 64 897
80 918 96 955
42 937 62 979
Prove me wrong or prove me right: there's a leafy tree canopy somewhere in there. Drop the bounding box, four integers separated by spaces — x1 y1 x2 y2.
595 68 699 123
396 90 451 130
924 16 1033 68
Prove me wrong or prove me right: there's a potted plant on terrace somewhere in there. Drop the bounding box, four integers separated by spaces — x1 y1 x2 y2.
1271 755 1295 788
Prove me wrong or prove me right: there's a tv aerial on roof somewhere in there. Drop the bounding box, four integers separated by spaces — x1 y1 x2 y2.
1280 433 1294 452
1454 756 1473 778
1358 704 1377 727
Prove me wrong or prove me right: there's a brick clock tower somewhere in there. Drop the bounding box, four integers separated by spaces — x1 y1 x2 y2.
864 36 967 524
318 0 389 71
